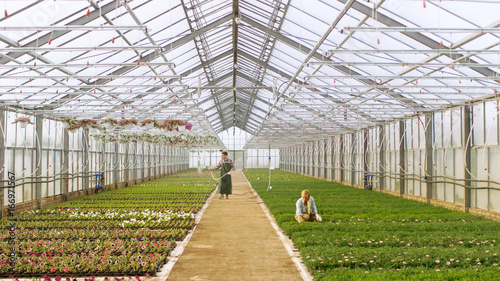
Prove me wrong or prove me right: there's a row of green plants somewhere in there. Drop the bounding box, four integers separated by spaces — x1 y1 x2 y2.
244 169 500 280
1 170 216 277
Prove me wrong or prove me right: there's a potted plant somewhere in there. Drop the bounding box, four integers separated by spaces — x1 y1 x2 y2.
176 120 187 132
102 118 118 130
12 116 33 128
66 123 81 132
140 119 158 130
118 118 138 130
77 119 98 133
88 122 101 134
59 117 76 129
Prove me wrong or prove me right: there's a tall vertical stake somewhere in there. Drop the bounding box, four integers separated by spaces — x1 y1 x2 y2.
464 104 472 212
425 113 435 203
399 120 406 196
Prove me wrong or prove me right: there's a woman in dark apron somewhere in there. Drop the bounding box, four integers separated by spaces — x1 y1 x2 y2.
213 151 234 199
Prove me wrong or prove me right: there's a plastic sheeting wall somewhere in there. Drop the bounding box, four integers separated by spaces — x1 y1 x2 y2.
280 101 500 214
1 113 189 205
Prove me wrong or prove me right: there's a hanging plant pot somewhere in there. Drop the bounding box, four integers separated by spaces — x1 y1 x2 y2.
89 127 98 134
18 122 28 129
103 123 114 130
177 125 186 132
145 123 155 130
123 124 134 130
62 123 70 129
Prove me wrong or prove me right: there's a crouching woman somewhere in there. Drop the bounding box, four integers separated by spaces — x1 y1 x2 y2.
295 190 321 223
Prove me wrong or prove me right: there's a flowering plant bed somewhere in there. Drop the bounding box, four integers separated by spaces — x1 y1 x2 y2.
244 169 500 280
1 170 215 277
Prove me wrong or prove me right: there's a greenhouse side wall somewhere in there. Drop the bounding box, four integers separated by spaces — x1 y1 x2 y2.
279 101 500 221
0 114 190 218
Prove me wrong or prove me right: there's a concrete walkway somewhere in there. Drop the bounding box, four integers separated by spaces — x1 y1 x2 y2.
166 171 303 281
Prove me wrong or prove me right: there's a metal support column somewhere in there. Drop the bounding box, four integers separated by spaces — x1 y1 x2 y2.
340 134 344 183
399 120 406 196
311 142 314 176
148 143 152 179
83 129 90 191
132 142 137 181
425 114 435 203
124 143 129 184
464 105 472 212
35 115 43 208
363 130 368 174
351 133 356 186
62 129 69 200
0 110 4 218
113 142 119 187
323 139 328 179
142 143 146 179
331 138 335 180
379 126 386 191
166 146 170 175
279 149 283 170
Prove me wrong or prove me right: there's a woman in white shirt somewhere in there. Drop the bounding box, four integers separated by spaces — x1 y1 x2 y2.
295 190 321 223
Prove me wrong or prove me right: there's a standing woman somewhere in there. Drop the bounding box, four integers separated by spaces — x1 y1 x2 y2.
212 151 234 199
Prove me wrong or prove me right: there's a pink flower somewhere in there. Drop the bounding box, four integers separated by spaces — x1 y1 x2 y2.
446 262 450 265
435 260 440 263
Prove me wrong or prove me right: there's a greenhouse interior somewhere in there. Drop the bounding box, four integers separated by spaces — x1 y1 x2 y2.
1 0 499 280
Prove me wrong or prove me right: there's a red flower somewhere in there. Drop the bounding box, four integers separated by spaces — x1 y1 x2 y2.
64 267 69 273
59 249 63 254
97 265 101 270
102 259 107 264
51 268 57 273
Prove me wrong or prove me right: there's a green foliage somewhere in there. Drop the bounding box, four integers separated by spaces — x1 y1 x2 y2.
245 169 500 280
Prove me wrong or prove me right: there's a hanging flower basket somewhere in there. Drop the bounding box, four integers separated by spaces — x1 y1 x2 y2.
118 118 138 130
13 117 33 128
59 117 76 129
77 119 98 130
140 119 158 130
66 124 81 133
102 118 118 130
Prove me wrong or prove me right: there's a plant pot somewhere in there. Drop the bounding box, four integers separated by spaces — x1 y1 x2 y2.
177 125 186 132
145 123 155 129
18 122 28 129
103 123 114 130
122 124 134 130
89 127 98 134
62 123 70 129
